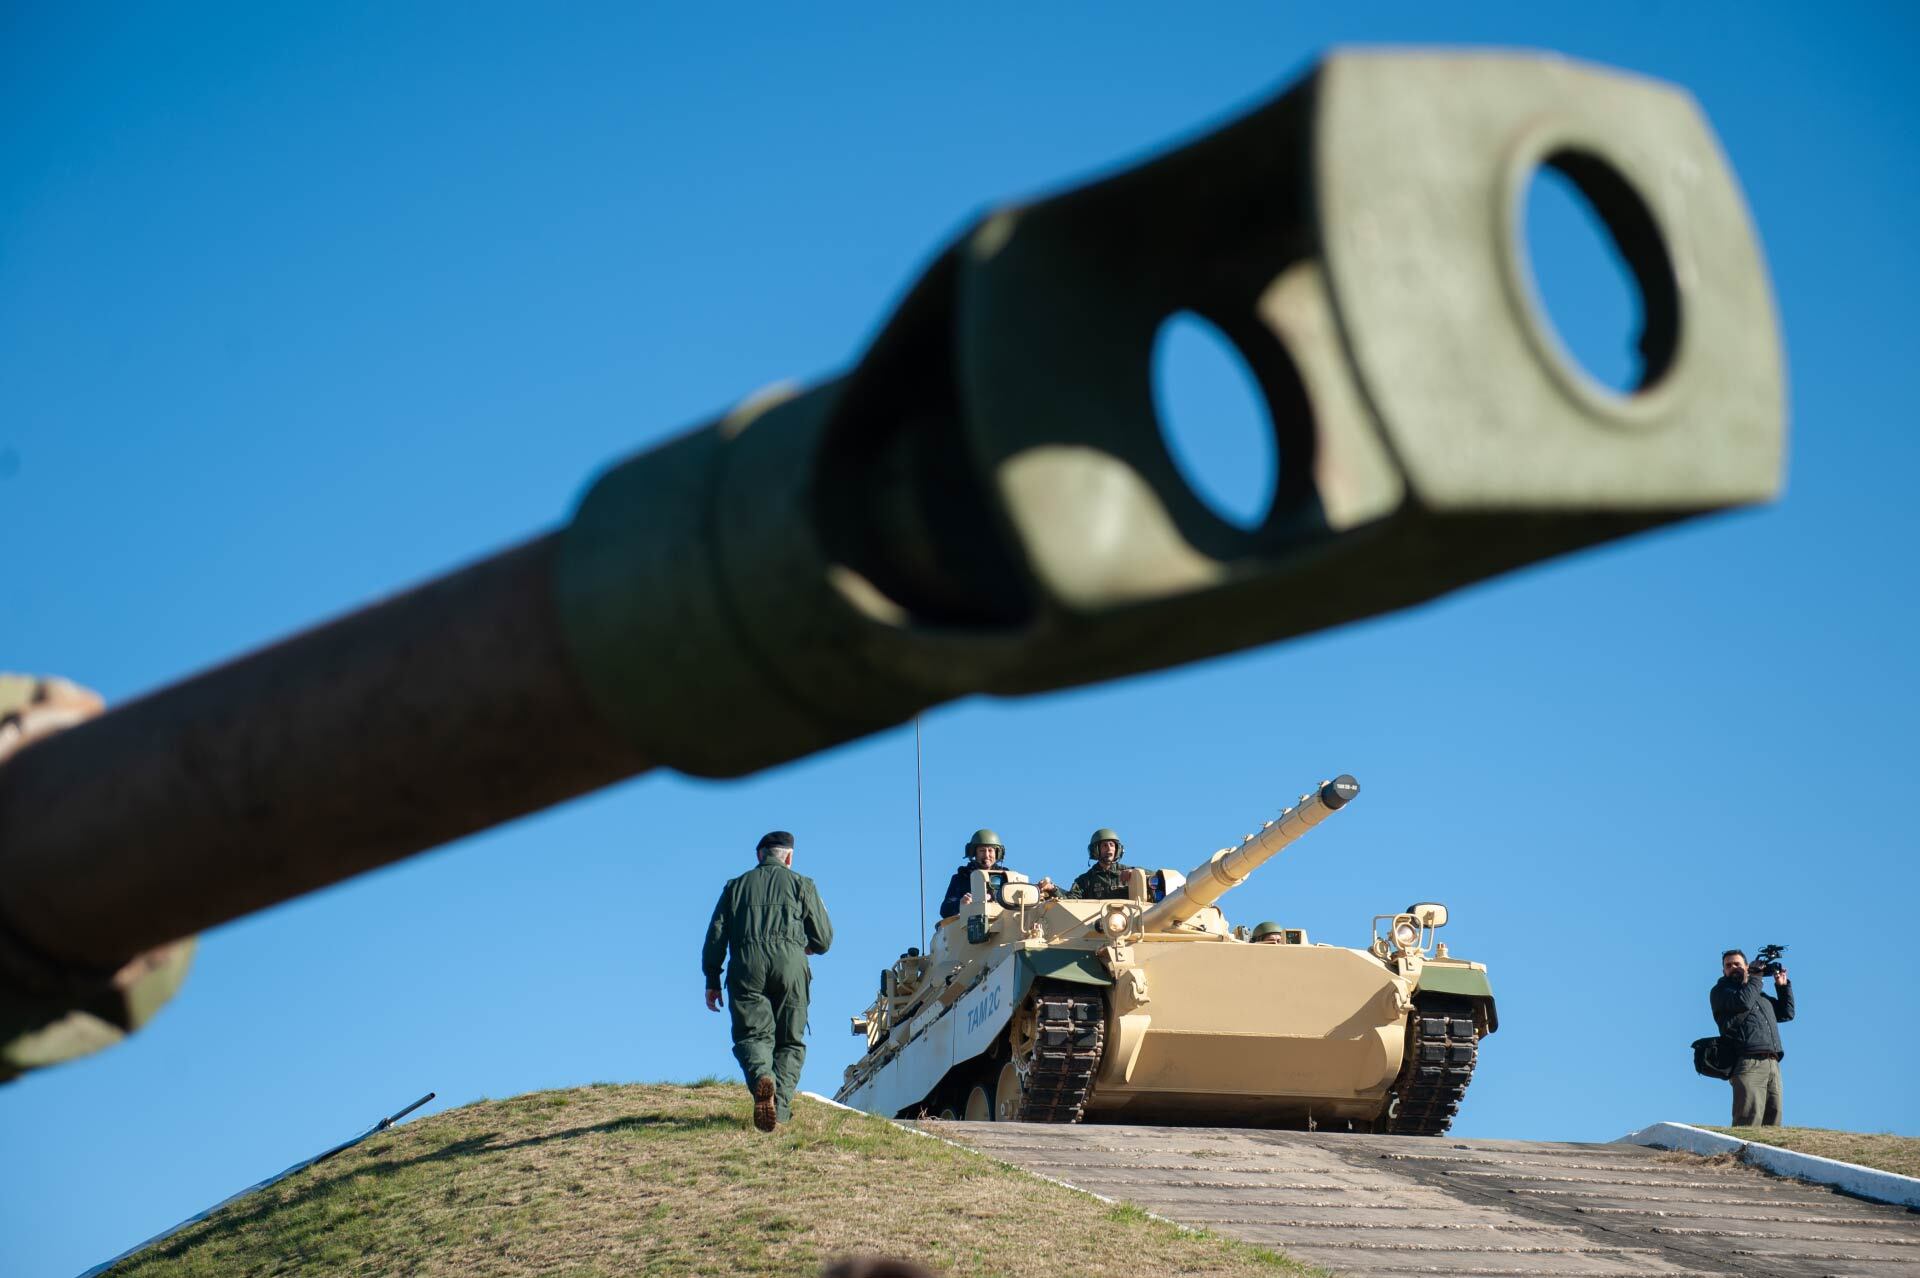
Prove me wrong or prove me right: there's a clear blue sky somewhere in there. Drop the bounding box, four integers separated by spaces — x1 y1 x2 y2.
5 4 1917 1274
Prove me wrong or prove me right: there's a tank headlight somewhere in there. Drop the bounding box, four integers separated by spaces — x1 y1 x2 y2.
1101 907 1130 935
1391 919 1420 952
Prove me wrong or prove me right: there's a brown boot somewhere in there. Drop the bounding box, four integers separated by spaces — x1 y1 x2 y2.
752 1076 778 1132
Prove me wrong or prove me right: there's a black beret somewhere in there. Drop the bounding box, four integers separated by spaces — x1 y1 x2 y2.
756 830 795 852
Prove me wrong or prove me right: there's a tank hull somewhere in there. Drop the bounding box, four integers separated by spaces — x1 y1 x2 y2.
1085 940 1408 1127
836 934 1489 1128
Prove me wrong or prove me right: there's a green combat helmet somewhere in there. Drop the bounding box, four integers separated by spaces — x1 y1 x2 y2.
966 829 1004 861
1250 920 1286 942
1087 828 1123 859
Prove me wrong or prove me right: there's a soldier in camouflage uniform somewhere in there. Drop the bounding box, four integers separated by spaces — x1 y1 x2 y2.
1064 827 1135 899
702 830 833 1132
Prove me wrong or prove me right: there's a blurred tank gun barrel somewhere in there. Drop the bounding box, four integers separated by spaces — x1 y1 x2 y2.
0 50 1783 1078
1139 776 1360 932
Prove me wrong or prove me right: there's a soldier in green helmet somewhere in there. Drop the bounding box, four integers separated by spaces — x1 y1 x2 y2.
1250 921 1287 944
1063 827 1135 899
939 828 1018 919
702 830 833 1132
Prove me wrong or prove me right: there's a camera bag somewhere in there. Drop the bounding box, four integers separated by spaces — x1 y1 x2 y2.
1692 1035 1734 1079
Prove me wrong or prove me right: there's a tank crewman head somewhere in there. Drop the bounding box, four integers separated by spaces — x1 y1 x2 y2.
941 829 1009 918
1087 827 1123 866
1250 921 1287 945
756 830 795 866
965 828 1005 869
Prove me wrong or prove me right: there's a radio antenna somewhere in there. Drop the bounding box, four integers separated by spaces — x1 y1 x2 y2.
914 714 927 950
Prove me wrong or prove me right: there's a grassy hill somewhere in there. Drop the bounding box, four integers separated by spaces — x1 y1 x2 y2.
1706 1125 1920 1178
114 1082 1322 1277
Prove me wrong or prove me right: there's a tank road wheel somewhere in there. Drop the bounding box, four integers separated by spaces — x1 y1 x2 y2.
994 1060 1024 1121
935 1105 957 1121
964 1083 993 1121
1008 1005 1038 1065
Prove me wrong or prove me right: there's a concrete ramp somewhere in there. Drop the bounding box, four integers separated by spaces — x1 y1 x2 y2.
923 1122 1920 1277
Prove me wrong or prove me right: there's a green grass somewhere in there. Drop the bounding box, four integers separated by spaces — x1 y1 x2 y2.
1704 1126 1920 1179
114 1084 1324 1277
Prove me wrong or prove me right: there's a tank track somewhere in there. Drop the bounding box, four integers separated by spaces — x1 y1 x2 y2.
1381 993 1480 1136
1017 986 1106 1122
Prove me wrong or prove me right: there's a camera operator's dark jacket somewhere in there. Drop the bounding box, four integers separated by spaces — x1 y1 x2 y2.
1711 974 1795 1058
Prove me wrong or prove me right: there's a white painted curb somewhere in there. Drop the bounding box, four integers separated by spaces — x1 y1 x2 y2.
797 1090 866 1114
1620 1121 1920 1210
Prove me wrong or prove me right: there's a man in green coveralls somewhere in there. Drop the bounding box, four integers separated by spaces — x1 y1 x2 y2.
703 830 833 1132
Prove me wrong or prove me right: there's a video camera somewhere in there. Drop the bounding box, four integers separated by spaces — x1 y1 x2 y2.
1751 943 1788 977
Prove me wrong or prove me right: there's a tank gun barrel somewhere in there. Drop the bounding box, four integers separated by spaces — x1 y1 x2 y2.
1139 776 1359 932
1 51 1782 1077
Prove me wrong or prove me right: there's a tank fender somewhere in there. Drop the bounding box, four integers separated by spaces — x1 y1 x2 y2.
1415 965 1498 1033
1015 949 1114 995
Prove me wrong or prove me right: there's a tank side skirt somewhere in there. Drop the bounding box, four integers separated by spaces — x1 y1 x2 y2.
838 951 1023 1116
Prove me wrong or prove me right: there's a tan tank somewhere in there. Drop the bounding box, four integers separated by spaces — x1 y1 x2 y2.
836 775 1496 1135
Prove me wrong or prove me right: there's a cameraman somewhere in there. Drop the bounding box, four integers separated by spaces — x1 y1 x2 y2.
1710 949 1795 1127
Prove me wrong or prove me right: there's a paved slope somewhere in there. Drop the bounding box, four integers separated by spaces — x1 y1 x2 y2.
926 1122 1920 1277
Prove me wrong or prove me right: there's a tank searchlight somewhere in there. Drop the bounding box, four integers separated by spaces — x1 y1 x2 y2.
1139 776 1360 932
